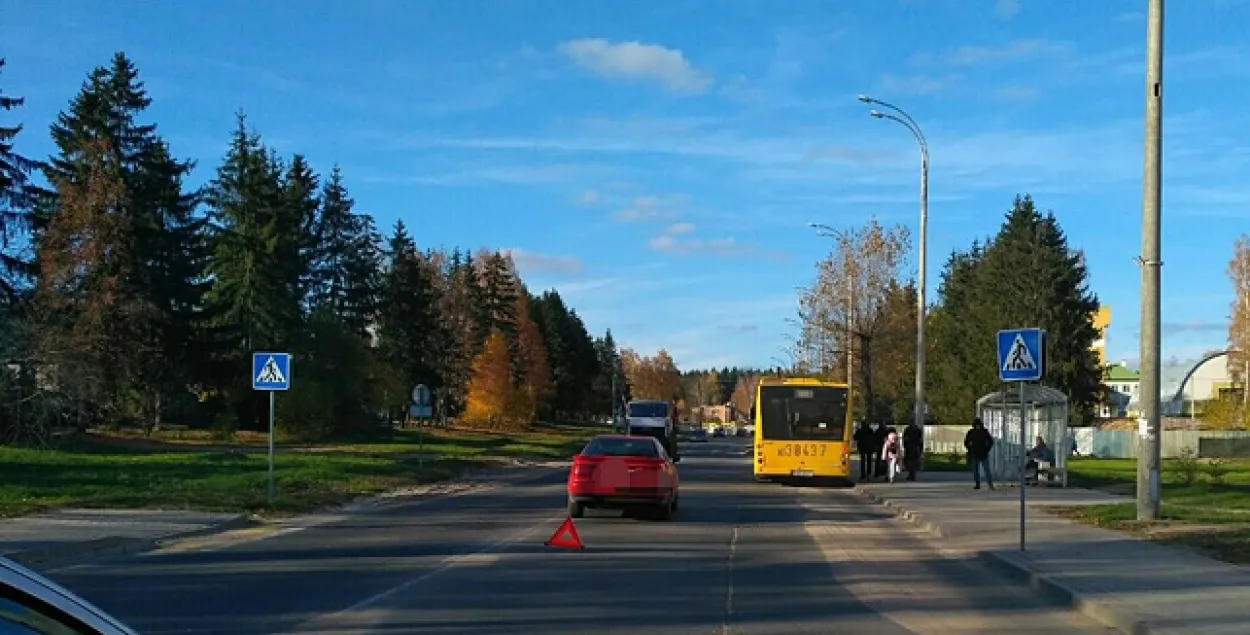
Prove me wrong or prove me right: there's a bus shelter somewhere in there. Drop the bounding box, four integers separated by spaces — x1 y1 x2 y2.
975 385 1070 487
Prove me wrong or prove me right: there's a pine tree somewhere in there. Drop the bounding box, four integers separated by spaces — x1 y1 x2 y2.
377 220 442 399
308 166 381 336
0 59 41 302
928 195 1101 423
203 113 290 360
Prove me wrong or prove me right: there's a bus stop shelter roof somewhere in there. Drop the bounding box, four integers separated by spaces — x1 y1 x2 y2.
976 384 1068 407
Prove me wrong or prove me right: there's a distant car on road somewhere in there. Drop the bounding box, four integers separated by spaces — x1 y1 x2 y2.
567 434 680 520
688 428 708 442
0 555 137 634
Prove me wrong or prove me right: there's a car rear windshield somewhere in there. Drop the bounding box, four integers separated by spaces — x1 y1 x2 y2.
628 402 669 418
582 437 660 458
758 385 849 441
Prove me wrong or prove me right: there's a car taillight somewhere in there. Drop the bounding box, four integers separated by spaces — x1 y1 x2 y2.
572 456 599 479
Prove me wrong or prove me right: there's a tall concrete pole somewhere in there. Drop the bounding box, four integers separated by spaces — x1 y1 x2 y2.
1137 0 1164 522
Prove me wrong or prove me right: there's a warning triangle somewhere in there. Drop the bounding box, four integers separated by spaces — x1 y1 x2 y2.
544 516 584 550
256 357 286 384
1002 334 1038 372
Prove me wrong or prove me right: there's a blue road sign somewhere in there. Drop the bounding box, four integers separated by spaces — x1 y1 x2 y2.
409 404 433 418
997 328 1045 382
252 352 292 391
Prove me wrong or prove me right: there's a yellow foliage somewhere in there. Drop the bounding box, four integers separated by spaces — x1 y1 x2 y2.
1201 398 1250 431
620 347 682 401
463 330 513 428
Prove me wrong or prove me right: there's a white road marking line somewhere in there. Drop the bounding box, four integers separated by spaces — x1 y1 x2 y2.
322 513 563 618
720 524 740 635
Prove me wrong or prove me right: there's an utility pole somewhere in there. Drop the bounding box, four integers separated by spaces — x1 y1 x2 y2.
1137 0 1164 522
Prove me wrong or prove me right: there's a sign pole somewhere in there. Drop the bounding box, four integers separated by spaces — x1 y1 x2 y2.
1019 380 1027 552
268 390 276 505
252 351 291 509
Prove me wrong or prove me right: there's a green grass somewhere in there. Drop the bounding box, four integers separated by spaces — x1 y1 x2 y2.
1052 457 1250 563
922 452 969 472
0 423 600 519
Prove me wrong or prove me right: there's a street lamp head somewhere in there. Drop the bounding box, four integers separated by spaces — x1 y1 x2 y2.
857 94 873 104
869 109 885 119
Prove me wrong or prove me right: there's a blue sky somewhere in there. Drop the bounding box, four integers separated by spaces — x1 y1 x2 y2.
3 0 1248 371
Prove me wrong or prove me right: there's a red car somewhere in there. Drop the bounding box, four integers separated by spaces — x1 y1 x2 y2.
567 434 680 520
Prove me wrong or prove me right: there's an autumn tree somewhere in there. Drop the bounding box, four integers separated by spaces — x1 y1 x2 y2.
33 137 153 415
464 329 515 428
621 348 682 401
798 217 912 421
510 292 552 423
1228 235 1250 384
730 374 759 415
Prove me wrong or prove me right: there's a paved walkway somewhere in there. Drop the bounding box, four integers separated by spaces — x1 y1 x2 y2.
856 469 1250 635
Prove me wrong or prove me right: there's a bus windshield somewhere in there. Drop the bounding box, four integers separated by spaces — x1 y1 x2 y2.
628 402 669 418
758 385 848 441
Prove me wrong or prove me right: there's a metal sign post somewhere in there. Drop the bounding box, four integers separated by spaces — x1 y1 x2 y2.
252 352 292 506
411 384 433 469
996 328 1045 552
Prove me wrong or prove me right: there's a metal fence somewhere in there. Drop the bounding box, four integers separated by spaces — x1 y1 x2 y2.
923 425 1250 459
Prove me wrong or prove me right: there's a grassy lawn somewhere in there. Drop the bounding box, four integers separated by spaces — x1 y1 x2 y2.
1052 456 1250 563
0 423 601 519
923 452 968 472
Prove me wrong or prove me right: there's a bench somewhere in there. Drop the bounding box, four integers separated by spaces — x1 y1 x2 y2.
1029 461 1067 487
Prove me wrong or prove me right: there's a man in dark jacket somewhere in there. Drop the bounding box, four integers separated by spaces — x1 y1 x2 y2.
854 422 875 481
963 418 995 490
902 423 923 481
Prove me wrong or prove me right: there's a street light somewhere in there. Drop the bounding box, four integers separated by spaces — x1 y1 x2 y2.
858 93 929 431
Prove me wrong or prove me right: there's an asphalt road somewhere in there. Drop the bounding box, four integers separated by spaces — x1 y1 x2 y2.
46 438 1113 634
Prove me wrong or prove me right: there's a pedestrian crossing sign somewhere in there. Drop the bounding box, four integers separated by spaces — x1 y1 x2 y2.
996 328 1044 382
252 352 292 391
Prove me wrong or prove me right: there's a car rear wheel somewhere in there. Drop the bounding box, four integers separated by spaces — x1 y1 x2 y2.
568 498 585 518
655 497 674 521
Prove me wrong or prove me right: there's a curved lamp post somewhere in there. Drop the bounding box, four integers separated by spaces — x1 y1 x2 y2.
857 94 929 430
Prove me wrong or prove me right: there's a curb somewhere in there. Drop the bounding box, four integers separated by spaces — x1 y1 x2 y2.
851 486 946 538
977 550 1149 635
6 513 254 570
853 486 1148 635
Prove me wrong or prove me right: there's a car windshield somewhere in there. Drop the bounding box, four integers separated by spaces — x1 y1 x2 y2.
628 402 669 418
582 437 660 458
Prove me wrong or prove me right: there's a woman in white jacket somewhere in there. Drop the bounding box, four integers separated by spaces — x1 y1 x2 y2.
882 426 902 483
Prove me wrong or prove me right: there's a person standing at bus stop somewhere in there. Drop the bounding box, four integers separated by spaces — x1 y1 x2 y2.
854 422 874 481
902 423 923 481
964 418 995 490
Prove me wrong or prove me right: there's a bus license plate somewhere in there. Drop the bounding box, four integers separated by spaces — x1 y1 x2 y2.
791 470 814 478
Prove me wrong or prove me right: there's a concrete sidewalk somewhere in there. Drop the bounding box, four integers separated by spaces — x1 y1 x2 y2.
856 470 1250 635
0 509 251 570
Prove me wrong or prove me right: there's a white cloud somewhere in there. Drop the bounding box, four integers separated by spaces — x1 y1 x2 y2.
993 85 1041 102
1115 11 1144 23
994 0 1020 18
947 39 1074 66
880 73 956 95
502 248 583 275
556 38 713 94
664 222 696 235
577 189 601 205
611 195 685 222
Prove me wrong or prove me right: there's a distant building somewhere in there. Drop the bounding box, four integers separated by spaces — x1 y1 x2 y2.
1101 362 1139 418
1091 305 1111 366
692 404 740 425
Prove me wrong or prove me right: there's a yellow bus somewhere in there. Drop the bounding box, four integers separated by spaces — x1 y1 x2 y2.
751 377 853 482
